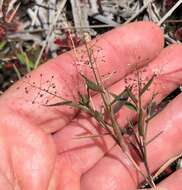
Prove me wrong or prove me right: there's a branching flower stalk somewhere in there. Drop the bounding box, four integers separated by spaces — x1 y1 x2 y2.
77 34 157 188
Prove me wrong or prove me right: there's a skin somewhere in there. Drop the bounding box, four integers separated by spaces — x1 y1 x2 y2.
0 21 182 190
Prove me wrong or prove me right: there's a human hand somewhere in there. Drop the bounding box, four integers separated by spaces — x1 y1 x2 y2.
0 21 182 190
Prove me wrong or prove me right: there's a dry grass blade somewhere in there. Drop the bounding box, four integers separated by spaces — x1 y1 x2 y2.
45 100 73 106
74 133 109 139
158 0 182 26
34 0 67 69
124 0 155 24
12 64 21 79
0 0 4 17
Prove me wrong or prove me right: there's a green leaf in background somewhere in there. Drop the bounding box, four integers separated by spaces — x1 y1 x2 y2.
17 53 26 65
0 41 6 50
17 52 34 71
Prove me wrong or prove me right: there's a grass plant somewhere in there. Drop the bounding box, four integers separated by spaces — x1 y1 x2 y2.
21 31 163 189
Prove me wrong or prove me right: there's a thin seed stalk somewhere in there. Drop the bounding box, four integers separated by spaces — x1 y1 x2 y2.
143 138 156 188
136 68 156 188
84 38 127 151
142 119 156 188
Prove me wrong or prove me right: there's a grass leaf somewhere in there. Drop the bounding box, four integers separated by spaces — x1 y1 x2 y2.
17 53 26 65
140 74 156 96
111 89 130 114
46 101 91 113
94 110 103 121
110 88 129 104
17 52 34 71
126 86 138 105
81 74 103 92
147 101 157 118
46 100 73 106
124 101 137 112
113 100 125 114
0 41 6 50
79 93 90 107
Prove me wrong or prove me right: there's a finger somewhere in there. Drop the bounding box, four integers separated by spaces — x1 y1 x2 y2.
80 84 182 190
53 44 182 189
0 21 164 133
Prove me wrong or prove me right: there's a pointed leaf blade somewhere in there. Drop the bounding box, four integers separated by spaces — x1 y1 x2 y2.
124 101 137 112
140 74 156 96
81 74 103 92
126 86 138 105
46 100 73 107
79 94 90 107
